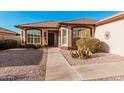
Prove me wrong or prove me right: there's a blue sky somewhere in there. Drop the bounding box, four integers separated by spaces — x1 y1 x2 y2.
0 11 121 33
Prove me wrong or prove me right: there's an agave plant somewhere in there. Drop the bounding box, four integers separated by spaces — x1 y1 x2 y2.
70 46 92 59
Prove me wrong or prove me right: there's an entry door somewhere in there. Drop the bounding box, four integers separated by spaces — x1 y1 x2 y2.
48 33 54 46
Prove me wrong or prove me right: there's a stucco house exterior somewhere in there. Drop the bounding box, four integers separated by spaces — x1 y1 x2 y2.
95 12 124 56
15 12 124 56
0 27 20 42
15 18 98 49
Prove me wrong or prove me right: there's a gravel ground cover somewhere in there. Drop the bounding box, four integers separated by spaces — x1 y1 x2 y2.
60 49 124 80
0 48 47 81
60 49 124 66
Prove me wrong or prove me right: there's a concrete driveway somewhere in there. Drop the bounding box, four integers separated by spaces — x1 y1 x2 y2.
45 48 124 81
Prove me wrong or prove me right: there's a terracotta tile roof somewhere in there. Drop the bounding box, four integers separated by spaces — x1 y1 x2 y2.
60 18 99 25
15 20 63 28
0 27 19 35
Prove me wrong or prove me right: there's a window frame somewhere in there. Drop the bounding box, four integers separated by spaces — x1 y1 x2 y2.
61 27 68 46
27 30 41 45
72 27 92 46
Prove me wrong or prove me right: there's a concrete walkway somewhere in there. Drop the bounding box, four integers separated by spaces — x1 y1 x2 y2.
73 61 124 80
46 48 124 81
45 48 81 81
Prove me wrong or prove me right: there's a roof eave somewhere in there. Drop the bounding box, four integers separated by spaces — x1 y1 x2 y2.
59 22 96 25
15 25 59 29
96 12 124 26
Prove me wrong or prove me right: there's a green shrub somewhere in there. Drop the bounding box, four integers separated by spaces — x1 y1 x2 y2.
70 46 92 59
24 44 41 49
33 44 41 49
0 40 7 50
76 37 101 53
16 44 26 48
0 39 17 50
4 39 17 48
73 37 81 46
98 41 110 53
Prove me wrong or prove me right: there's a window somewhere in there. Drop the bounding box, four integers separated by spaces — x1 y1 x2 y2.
27 30 41 44
62 29 67 44
72 27 91 46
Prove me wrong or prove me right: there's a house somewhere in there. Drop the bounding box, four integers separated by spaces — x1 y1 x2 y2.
15 18 98 49
15 12 124 56
95 12 124 56
0 27 20 42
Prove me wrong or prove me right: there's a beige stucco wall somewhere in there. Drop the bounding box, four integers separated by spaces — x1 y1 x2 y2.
0 34 21 43
42 29 48 46
95 19 124 56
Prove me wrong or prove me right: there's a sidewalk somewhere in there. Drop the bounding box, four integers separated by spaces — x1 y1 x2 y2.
73 61 124 80
45 48 124 81
45 48 81 81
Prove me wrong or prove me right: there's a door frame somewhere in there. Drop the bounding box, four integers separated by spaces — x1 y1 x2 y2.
48 31 58 47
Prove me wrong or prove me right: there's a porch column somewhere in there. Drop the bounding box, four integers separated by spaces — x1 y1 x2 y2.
42 29 48 46
68 26 72 48
58 28 61 47
24 29 27 45
54 32 58 47
40 30 42 45
42 29 45 46
92 26 96 37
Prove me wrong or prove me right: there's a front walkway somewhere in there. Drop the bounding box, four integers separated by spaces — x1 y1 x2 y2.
45 48 81 80
73 61 124 80
46 48 124 81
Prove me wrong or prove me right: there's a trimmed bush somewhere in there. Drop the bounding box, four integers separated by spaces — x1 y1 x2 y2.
73 37 81 46
4 39 17 48
0 40 7 50
76 37 101 53
21 44 42 49
16 44 26 48
0 39 17 50
33 44 42 49
98 41 110 53
25 44 35 49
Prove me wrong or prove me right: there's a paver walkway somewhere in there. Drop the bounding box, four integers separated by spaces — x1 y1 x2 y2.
45 48 81 80
46 48 124 81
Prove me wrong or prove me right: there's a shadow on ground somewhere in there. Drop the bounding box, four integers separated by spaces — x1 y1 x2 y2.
0 74 26 81
0 49 43 67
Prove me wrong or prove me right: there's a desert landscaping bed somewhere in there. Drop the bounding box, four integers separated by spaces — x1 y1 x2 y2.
61 49 124 81
60 49 124 66
0 48 47 81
